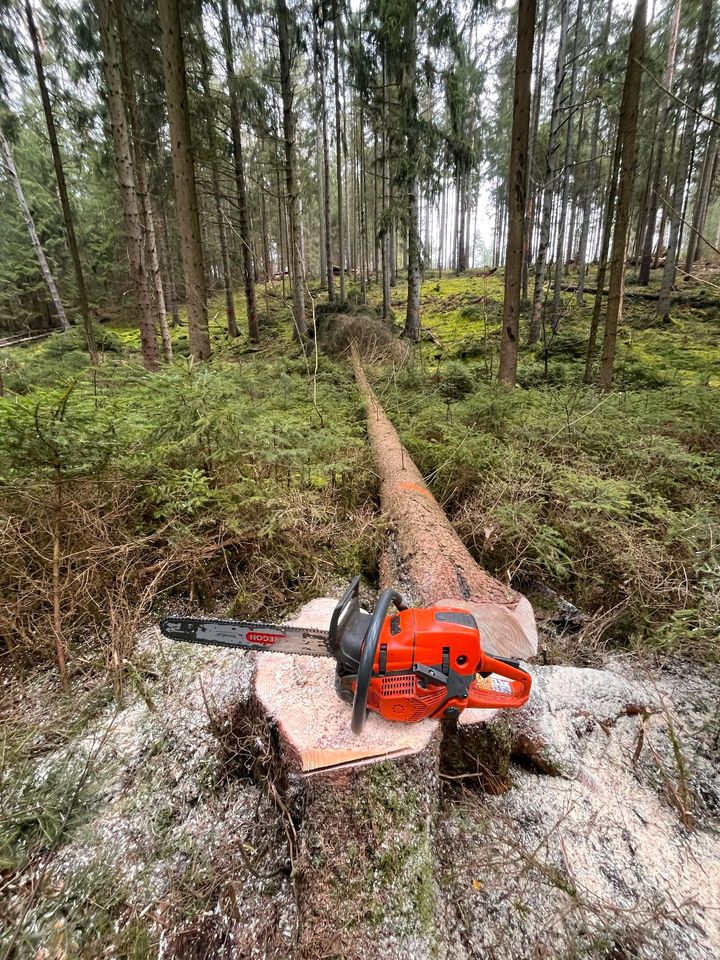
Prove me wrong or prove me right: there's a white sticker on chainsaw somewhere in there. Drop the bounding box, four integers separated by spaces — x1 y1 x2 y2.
474 675 512 695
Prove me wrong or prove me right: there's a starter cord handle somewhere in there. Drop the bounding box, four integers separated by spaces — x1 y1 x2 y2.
351 588 405 734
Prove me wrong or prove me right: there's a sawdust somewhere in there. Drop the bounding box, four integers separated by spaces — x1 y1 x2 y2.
439 662 720 959
4 613 719 959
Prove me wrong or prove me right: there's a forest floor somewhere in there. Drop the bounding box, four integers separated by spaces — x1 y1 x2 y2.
1 266 719 957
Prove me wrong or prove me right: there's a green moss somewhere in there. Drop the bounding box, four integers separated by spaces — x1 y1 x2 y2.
441 718 514 791
322 762 438 943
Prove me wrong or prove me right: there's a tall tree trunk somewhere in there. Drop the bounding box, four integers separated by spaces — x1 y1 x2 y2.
453 170 460 272
276 0 306 338
275 153 286 298
552 0 583 328
583 128 621 384
260 175 271 280
498 0 536 386
373 132 379 282
358 100 368 303
684 91 720 271
116 2 172 362
25 0 96 359
637 0 682 285
332 0 346 301
381 50 391 320
597 0 647 390
96 0 159 370
157 0 211 360
577 0 613 303
529 0 569 344
522 0 547 303
219 0 258 341
401 1 421 341
438 175 446 277
158 208 181 327
313 7 335 300
198 39 238 338
423 189 431 264
0 127 70 334
656 0 713 322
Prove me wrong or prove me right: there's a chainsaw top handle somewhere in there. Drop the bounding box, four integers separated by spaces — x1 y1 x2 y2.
351 587 408 734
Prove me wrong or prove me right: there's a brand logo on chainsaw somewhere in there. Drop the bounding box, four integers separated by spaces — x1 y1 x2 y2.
246 631 283 646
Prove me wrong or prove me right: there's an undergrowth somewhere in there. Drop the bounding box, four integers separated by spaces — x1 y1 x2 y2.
375 365 719 656
1 272 718 677
0 332 381 684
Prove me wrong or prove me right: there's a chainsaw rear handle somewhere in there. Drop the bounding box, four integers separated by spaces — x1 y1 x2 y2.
351 587 407 735
467 652 532 709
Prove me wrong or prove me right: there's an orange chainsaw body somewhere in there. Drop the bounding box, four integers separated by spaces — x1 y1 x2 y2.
354 604 531 724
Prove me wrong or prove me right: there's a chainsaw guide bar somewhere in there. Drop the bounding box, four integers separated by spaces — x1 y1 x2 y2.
159 616 333 657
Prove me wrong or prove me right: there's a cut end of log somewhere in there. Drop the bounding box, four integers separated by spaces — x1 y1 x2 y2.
436 595 538 660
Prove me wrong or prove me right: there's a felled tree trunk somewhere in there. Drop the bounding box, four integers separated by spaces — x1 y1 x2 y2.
353 353 537 659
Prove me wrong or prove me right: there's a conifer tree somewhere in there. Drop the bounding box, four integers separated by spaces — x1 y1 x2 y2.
157 0 211 360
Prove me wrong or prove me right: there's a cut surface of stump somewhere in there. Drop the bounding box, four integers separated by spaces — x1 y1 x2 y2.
253 598 438 774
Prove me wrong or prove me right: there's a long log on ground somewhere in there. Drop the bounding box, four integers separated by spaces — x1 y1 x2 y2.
0 330 53 349
353 350 538 661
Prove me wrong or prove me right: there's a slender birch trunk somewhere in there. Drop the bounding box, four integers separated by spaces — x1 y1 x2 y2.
0 127 70 334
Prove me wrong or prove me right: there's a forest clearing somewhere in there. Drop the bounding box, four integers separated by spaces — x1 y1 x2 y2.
1 0 720 956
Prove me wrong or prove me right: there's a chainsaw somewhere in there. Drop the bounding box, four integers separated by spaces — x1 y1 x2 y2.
159 576 532 734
